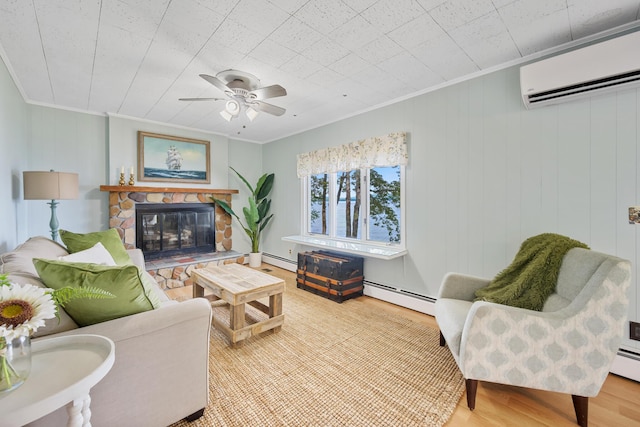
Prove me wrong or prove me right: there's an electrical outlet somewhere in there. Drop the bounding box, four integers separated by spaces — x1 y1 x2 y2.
629 207 640 224
631 321 640 341
288 249 292 255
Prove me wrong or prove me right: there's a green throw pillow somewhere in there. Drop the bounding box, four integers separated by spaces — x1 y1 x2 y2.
33 258 161 326
60 229 131 265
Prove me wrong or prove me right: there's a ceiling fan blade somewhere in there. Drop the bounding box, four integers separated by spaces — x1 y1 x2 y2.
178 97 224 101
249 84 287 100
251 100 286 116
199 74 232 96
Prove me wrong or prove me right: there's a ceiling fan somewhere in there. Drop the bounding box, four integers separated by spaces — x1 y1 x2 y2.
179 70 287 122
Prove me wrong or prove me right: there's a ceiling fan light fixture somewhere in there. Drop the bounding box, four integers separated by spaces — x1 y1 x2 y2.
246 106 259 121
220 109 234 122
185 70 287 120
225 100 240 115
220 99 241 121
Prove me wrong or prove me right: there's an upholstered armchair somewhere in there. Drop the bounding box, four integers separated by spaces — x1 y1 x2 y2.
435 247 631 427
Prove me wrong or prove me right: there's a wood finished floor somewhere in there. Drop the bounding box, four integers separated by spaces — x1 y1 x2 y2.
165 265 640 427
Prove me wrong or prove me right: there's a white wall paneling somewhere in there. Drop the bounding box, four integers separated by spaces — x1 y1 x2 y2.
27 106 107 236
615 91 639 350
0 55 28 251
227 138 263 255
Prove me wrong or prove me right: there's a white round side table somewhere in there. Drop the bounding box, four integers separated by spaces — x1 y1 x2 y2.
0 334 115 427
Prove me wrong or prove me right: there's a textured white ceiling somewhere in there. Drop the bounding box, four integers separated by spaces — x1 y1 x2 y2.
0 0 639 143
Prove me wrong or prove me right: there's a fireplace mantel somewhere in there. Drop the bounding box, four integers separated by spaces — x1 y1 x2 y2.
100 185 238 194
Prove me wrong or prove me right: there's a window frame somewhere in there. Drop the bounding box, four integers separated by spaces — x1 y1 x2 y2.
301 165 406 251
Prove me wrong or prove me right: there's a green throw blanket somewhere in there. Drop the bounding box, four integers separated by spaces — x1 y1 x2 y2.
474 233 589 311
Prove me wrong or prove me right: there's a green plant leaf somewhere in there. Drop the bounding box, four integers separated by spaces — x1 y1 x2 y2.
230 166 255 194
257 198 271 221
212 198 240 221
255 173 274 200
243 198 259 231
51 286 115 307
260 214 274 232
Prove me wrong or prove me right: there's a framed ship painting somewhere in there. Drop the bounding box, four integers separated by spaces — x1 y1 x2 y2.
137 131 210 184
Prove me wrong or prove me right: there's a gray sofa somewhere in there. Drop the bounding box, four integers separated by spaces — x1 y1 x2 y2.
1 236 212 427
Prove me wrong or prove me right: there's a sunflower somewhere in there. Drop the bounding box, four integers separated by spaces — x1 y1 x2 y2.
0 283 57 341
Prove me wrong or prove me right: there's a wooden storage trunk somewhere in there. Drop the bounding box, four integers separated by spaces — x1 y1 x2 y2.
296 250 364 303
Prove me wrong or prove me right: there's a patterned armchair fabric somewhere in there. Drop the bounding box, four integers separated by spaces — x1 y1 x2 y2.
435 248 631 427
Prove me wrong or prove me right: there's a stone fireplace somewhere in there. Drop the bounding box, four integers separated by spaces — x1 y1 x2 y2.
100 185 241 289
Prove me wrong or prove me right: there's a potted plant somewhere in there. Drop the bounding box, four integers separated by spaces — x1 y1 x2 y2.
212 167 274 267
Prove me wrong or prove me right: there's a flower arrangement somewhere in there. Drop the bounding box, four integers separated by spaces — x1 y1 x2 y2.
0 273 113 392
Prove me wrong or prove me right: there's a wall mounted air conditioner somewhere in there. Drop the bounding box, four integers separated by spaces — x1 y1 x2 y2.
520 31 640 109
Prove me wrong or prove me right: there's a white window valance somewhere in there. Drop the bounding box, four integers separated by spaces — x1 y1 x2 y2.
296 131 408 178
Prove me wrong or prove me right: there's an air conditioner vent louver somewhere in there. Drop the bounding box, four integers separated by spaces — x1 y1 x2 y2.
521 31 640 109
526 70 640 105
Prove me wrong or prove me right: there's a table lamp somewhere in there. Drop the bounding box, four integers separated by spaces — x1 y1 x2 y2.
23 170 79 241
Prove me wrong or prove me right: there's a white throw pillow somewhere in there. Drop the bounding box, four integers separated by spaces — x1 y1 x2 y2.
58 242 117 266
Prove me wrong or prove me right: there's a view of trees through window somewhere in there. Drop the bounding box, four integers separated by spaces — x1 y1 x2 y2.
309 174 330 235
308 166 401 244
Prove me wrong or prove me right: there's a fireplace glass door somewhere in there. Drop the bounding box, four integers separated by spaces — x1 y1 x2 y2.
137 203 215 259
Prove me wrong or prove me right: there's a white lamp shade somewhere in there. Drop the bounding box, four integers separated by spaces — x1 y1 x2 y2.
23 171 79 200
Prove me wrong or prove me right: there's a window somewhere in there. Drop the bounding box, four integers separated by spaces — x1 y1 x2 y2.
293 131 408 257
309 173 330 235
305 165 404 247
368 166 401 243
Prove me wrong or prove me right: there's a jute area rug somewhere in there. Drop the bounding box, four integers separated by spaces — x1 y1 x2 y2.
171 267 464 427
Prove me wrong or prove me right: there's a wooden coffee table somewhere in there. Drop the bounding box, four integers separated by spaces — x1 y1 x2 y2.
192 263 285 347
